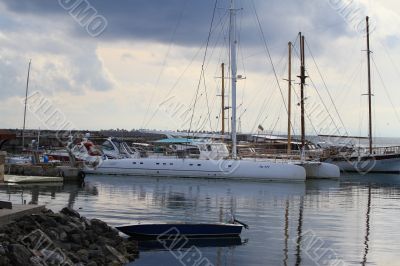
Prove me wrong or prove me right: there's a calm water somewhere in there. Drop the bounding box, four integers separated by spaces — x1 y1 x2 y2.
1 174 400 266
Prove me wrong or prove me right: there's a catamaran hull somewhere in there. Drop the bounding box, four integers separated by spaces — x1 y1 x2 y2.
84 158 306 181
323 154 400 173
297 162 341 179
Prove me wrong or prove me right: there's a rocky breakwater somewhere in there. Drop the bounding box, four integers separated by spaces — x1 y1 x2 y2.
0 207 138 265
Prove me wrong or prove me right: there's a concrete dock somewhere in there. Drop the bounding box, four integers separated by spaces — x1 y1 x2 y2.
5 164 84 181
4 175 63 183
0 204 45 226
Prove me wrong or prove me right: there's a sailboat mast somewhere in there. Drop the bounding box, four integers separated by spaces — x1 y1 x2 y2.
229 0 238 159
22 59 32 149
299 34 306 152
287 42 292 156
366 16 373 154
221 63 225 141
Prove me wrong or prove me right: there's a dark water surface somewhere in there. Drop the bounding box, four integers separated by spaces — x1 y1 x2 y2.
1 174 400 266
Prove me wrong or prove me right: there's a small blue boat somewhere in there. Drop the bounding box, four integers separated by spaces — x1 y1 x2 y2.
116 220 248 239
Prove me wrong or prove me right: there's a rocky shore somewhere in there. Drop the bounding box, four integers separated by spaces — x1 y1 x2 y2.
0 207 138 266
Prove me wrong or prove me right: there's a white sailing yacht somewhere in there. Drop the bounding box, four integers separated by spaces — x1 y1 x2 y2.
83 1 306 181
323 17 400 173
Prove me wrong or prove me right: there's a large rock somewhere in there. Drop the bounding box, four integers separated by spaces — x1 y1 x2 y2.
90 219 110 234
69 234 82 245
0 244 7 255
104 245 129 265
0 254 10 265
60 207 81 219
8 244 32 266
76 249 89 263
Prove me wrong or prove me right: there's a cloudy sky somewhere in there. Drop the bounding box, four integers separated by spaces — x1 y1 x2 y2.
1 0 400 138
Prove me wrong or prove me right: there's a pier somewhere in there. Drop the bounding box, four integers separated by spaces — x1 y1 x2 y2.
0 204 45 226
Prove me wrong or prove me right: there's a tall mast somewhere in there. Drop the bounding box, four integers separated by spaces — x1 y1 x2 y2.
229 0 238 159
287 42 292 156
221 63 225 141
366 16 373 154
299 33 307 154
22 59 32 149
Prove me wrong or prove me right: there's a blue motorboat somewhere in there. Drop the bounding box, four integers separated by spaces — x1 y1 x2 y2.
116 219 248 239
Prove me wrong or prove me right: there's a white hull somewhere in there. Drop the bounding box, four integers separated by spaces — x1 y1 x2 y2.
84 157 306 181
324 154 400 173
297 161 341 179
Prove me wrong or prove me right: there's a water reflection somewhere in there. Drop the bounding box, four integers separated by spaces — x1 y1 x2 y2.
137 237 245 251
0 174 399 266
362 185 371 266
283 200 289 266
0 181 98 209
295 196 304 266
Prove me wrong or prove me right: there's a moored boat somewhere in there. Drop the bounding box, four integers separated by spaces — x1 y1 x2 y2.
116 222 245 239
77 1 307 182
321 17 400 174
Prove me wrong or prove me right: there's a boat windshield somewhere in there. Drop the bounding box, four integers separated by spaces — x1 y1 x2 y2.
102 140 115 151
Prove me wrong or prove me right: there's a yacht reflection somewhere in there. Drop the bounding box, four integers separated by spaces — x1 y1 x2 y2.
283 200 289 266
135 236 246 252
295 196 304 266
85 175 306 199
362 185 372 266
0 181 98 208
341 173 400 186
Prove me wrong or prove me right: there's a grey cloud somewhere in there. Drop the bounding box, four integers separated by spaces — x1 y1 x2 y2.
0 0 368 101
0 1 113 99
0 0 355 48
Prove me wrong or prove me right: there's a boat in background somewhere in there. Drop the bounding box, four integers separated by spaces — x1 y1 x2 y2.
6 156 32 165
78 1 307 182
322 17 400 174
232 34 340 180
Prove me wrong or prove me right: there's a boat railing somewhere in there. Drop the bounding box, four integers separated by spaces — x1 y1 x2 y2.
326 146 400 157
336 145 400 157
369 146 400 156
239 149 324 162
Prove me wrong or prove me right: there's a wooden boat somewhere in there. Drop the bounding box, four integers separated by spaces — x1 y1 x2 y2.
321 17 400 174
116 220 248 239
